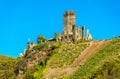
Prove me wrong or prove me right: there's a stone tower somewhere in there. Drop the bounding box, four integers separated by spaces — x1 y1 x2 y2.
64 11 76 35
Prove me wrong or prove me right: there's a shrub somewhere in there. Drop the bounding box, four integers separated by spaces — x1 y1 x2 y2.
33 43 48 51
34 65 46 79
49 50 58 56
51 42 61 50
37 35 46 44
24 64 46 79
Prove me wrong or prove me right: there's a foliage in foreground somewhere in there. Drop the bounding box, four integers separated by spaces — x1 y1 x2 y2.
71 37 120 79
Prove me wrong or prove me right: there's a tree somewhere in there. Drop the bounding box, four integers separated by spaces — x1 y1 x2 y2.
37 36 46 44
54 32 58 42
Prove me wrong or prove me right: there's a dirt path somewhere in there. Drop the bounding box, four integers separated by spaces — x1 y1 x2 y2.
43 41 109 79
71 40 109 67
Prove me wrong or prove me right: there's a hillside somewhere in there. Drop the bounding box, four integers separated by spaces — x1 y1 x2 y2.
0 37 120 79
43 40 109 79
14 42 88 79
0 54 18 79
71 37 120 79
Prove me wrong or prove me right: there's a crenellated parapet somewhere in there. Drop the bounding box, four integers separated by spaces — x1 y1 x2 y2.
64 10 75 17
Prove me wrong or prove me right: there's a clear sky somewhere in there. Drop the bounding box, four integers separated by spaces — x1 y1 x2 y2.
0 0 120 57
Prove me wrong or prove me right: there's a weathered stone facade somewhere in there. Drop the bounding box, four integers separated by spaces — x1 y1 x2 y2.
59 10 91 43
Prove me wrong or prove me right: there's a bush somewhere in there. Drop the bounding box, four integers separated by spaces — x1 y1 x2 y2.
24 64 46 79
24 66 36 79
34 65 46 79
51 42 61 50
37 36 46 44
33 43 48 51
49 50 58 56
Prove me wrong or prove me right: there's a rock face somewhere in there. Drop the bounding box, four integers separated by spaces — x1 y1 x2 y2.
14 44 51 79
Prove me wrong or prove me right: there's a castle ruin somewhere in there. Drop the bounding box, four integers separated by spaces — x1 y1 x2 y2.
59 10 92 43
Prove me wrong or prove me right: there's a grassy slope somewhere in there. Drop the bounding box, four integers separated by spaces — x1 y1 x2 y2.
71 37 120 79
16 37 120 79
0 55 18 79
47 43 87 68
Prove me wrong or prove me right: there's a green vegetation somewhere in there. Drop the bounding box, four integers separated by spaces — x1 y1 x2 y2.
71 37 120 79
51 42 61 50
87 57 120 79
24 43 87 79
24 65 46 79
23 54 49 79
47 44 87 68
37 35 46 44
24 51 48 79
2 36 120 79
24 42 61 79
0 55 17 79
33 43 48 51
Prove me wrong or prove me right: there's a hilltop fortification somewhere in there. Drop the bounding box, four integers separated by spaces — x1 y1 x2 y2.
59 11 92 43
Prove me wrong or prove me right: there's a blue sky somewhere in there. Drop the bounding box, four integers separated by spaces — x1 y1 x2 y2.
0 0 120 57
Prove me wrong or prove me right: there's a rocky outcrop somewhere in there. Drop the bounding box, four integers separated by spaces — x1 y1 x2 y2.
14 45 51 79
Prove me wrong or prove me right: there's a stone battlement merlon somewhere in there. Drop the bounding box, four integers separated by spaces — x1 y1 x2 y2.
64 10 75 17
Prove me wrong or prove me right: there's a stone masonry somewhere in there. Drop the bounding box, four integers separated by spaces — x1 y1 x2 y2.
59 10 92 43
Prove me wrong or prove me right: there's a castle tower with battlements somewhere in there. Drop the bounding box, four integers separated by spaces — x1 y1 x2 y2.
64 11 76 35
